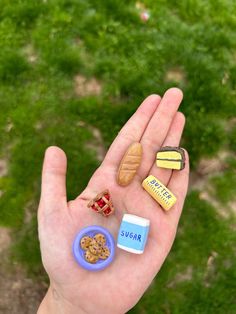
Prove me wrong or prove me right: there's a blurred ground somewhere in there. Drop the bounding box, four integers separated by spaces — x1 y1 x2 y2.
0 228 46 314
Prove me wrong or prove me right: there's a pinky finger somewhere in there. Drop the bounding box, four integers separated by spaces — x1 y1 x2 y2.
166 149 190 225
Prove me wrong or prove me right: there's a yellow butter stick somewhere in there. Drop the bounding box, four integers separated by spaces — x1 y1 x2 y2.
142 175 177 211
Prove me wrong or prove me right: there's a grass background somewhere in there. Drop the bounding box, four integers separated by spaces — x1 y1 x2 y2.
0 0 236 313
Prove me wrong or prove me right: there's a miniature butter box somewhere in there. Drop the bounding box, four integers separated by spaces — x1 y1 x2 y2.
142 175 177 211
117 214 150 254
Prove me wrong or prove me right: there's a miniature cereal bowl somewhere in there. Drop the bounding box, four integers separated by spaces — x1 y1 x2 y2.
73 225 115 271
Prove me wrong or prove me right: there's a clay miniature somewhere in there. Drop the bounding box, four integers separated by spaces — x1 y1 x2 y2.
93 233 106 245
74 226 115 271
156 146 185 170
80 236 92 250
117 142 142 186
84 250 99 264
88 239 103 256
99 246 110 260
142 175 176 211
87 190 114 217
117 214 150 254
81 233 111 264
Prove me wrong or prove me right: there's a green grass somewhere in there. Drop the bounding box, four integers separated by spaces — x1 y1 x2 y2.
0 0 236 312
130 193 236 314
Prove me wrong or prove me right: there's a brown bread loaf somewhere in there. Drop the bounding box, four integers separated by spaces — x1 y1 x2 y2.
117 142 142 186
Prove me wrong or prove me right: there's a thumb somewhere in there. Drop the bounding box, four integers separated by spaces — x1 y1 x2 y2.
39 146 67 217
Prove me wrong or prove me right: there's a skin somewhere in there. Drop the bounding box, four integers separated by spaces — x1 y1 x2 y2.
37 88 190 314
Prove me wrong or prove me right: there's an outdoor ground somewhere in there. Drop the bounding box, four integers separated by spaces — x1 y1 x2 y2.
0 0 236 313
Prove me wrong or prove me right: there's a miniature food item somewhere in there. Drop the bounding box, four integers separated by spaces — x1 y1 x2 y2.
156 146 185 170
89 239 103 256
84 250 99 264
117 214 150 254
93 233 106 245
87 190 114 217
142 175 176 211
80 236 92 250
79 232 111 264
99 246 110 260
73 226 115 271
117 142 142 186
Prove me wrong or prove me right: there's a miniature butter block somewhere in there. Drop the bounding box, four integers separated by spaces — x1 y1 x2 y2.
117 214 150 254
142 175 176 210
156 146 185 170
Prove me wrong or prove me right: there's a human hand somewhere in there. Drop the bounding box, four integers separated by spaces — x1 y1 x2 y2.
37 88 189 314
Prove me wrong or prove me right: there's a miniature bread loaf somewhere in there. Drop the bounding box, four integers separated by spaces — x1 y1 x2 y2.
142 175 177 210
117 142 142 186
156 147 185 170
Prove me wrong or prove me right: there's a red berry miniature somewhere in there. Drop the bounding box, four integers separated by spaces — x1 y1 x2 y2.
87 190 115 217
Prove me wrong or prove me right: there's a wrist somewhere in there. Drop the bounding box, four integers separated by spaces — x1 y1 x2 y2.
37 285 87 314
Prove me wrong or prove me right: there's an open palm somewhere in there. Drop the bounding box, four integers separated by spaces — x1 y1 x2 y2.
38 88 189 314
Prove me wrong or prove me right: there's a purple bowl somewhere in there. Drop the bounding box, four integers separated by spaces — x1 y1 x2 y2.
73 225 115 271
